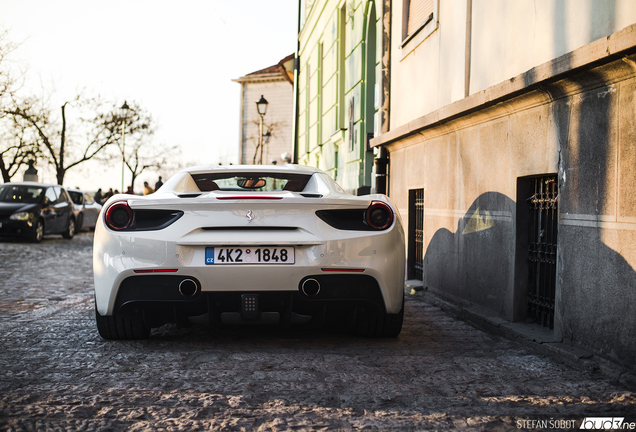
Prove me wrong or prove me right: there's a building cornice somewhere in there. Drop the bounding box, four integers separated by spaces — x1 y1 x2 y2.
371 23 636 148
232 73 288 84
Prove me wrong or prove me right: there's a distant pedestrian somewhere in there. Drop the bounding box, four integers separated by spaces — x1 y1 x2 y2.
154 176 163 191
126 186 134 195
143 182 154 195
103 188 113 201
94 188 103 204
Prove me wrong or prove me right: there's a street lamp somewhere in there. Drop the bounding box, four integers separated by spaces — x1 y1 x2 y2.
256 95 268 164
120 101 130 192
263 131 271 164
256 95 268 116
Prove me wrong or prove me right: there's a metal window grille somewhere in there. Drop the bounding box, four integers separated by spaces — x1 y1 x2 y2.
527 176 558 328
408 189 424 280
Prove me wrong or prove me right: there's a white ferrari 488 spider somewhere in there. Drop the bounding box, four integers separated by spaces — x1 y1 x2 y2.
93 164 405 339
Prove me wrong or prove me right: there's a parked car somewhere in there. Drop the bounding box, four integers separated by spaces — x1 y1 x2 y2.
66 189 102 231
93 164 405 340
0 182 76 243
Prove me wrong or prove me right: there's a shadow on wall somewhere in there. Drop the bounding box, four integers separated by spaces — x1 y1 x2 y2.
558 223 636 369
422 190 636 368
423 192 515 318
550 40 635 365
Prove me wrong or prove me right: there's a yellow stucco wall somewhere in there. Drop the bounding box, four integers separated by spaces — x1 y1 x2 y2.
297 0 382 193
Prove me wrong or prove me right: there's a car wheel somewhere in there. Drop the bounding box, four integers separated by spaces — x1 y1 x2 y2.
95 305 150 340
76 213 84 232
30 219 44 243
381 303 404 337
62 217 75 239
354 297 404 338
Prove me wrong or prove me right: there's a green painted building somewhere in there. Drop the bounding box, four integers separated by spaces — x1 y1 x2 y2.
295 0 385 195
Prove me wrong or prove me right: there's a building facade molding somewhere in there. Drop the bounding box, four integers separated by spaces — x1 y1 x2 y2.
382 23 636 370
371 23 636 149
233 75 289 85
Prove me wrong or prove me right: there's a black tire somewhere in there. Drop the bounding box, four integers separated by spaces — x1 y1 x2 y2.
354 298 404 338
95 305 150 340
30 219 44 243
62 217 75 239
76 213 84 232
382 303 404 337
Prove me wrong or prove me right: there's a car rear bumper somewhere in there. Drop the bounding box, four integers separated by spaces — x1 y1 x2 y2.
112 273 388 329
93 212 406 317
95 249 404 317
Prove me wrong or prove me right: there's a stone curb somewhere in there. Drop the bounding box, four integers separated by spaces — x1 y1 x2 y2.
404 280 636 390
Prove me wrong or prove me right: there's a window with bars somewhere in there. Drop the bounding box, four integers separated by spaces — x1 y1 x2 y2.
408 189 424 280
402 0 435 45
525 176 558 328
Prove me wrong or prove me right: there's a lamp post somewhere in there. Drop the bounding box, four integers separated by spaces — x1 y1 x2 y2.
263 131 271 164
120 101 130 192
256 95 269 164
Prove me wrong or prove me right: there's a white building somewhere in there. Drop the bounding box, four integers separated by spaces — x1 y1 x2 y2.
234 54 295 165
370 0 636 370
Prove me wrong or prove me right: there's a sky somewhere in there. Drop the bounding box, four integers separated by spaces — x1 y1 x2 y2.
0 0 298 192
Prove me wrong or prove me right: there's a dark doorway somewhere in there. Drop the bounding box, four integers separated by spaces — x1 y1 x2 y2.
522 176 559 328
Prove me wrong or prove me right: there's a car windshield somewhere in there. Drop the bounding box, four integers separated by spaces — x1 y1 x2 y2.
0 185 44 203
0 185 44 204
191 172 311 192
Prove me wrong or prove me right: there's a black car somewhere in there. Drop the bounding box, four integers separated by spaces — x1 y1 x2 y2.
0 183 76 243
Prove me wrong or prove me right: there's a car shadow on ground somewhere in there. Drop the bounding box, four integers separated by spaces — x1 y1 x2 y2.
96 298 427 349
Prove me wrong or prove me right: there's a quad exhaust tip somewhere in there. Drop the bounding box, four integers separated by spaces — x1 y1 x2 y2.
179 279 198 297
301 278 321 296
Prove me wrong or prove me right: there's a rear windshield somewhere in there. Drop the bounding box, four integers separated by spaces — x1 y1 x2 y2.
191 172 311 192
68 190 83 205
0 185 44 203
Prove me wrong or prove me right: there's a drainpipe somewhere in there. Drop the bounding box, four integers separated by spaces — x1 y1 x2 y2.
375 146 388 194
374 0 391 195
465 0 472 97
292 0 302 164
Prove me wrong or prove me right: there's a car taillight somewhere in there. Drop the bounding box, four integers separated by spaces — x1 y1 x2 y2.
105 202 133 230
365 201 394 230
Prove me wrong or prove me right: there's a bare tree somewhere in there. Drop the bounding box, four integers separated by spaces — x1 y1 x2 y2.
1 29 163 186
123 138 178 194
0 115 40 182
4 95 151 185
249 120 285 165
0 28 32 181
0 28 19 103
106 101 175 193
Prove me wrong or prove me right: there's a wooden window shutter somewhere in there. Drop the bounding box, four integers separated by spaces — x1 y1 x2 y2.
403 0 434 40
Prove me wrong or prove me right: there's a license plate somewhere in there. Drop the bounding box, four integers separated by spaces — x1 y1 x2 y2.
205 247 294 265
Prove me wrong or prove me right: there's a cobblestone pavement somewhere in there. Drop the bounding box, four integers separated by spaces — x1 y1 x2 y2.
1 234 635 431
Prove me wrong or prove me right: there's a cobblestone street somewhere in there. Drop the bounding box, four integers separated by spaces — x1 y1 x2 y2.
0 234 635 431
